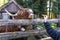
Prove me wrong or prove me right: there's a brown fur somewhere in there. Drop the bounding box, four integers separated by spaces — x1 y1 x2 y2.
0 25 20 32
14 8 33 19
0 8 34 32
14 8 34 31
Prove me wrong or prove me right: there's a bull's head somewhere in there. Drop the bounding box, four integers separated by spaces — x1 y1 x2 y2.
28 9 34 19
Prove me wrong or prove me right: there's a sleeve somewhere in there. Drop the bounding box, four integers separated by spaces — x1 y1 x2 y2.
44 22 60 40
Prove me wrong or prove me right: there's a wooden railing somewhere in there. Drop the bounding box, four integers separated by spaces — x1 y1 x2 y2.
0 30 42 40
0 19 59 26
0 19 59 40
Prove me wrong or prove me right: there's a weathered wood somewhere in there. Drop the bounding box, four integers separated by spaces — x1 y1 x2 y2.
0 31 39 40
0 19 59 26
41 37 53 40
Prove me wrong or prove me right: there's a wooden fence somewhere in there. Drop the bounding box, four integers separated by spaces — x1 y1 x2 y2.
0 19 59 40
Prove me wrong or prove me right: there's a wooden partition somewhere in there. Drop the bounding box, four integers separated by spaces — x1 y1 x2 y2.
9 37 27 40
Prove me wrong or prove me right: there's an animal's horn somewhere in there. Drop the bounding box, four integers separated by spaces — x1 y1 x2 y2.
5 9 17 16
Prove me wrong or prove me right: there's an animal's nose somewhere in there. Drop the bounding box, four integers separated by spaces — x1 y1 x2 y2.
29 13 34 18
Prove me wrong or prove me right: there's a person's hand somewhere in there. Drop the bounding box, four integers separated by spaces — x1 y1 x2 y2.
42 14 48 22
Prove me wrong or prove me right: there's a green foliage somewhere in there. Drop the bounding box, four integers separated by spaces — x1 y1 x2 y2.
52 1 58 14
50 23 57 28
36 23 57 30
52 0 60 14
36 24 45 29
15 0 47 17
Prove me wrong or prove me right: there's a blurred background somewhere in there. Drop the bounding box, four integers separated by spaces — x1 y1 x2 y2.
0 0 60 19
0 0 60 29
0 0 60 40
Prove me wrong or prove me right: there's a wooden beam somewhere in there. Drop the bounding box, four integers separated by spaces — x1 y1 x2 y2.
0 19 59 26
41 37 52 40
0 30 40 40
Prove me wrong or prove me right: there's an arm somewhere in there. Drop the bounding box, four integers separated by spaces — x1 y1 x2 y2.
43 15 60 40
44 22 59 40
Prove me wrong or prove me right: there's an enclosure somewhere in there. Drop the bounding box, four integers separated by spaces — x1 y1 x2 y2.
0 0 60 40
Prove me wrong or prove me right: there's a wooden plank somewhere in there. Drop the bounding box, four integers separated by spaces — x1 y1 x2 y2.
41 37 53 40
0 31 39 40
0 19 59 26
